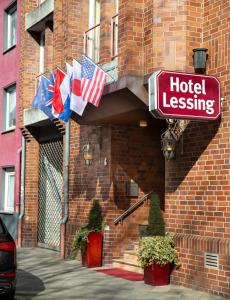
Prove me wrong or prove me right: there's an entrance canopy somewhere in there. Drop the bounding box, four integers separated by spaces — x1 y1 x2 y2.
72 75 162 127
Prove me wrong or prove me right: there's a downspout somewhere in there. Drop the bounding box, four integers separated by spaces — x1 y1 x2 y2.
15 147 22 211
18 136 26 247
61 120 70 257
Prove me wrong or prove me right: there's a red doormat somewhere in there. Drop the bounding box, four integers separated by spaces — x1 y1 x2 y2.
95 268 144 281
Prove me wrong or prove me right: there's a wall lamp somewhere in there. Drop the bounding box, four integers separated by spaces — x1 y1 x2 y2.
193 48 208 74
82 143 93 165
161 128 177 160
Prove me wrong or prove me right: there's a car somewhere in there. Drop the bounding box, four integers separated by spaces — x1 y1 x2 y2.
0 217 16 299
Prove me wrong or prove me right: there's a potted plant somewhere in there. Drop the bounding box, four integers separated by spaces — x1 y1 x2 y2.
137 234 180 285
137 193 180 286
71 199 103 267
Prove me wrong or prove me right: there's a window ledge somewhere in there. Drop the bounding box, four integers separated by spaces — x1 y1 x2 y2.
25 0 54 32
0 211 14 215
3 44 16 55
1 128 15 134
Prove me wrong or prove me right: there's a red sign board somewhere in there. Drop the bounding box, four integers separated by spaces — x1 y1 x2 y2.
149 70 221 120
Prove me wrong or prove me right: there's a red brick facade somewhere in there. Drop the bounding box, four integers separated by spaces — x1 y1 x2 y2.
19 0 229 297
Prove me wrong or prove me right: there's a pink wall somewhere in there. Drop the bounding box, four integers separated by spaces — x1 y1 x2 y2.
0 0 21 210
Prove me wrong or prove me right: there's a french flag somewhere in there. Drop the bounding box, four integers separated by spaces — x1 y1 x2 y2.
70 59 87 116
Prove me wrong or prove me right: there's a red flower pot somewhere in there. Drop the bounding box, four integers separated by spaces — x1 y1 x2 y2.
144 262 170 286
82 232 103 268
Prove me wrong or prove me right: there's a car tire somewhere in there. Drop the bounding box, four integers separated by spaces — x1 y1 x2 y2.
4 289 15 300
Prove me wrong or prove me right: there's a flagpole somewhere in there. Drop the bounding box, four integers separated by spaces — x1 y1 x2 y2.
55 65 67 75
35 72 49 93
73 58 81 65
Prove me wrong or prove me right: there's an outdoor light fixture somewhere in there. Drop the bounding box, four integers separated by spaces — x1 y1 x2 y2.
193 48 208 74
82 143 93 165
139 120 148 127
161 129 177 160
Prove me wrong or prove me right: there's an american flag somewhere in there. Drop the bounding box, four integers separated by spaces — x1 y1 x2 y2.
81 55 106 107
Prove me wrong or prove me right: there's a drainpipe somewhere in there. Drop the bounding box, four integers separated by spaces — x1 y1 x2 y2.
15 147 22 211
61 121 70 258
18 136 26 247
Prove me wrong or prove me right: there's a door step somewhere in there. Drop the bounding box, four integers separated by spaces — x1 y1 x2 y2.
112 248 143 274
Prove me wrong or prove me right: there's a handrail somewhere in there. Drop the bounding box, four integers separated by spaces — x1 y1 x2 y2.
114 191 153 225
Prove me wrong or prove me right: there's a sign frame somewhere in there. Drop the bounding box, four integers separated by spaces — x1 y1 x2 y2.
149 70 221 121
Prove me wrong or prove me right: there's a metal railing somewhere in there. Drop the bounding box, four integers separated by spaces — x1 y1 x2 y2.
83 14 119 63
114 191 153 225
111 14 119 59
84 23 101 63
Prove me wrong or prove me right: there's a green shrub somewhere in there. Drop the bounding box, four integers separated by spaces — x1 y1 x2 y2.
137 234 180 268
147 193 165 236
71 227 92 259
71 199 103 258
88 199 103 231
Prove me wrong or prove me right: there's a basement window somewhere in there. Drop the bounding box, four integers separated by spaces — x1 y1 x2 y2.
204 252 219 269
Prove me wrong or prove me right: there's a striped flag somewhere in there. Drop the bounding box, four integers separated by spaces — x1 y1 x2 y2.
81 55 106 107
52 67 72 122
53 68 70 114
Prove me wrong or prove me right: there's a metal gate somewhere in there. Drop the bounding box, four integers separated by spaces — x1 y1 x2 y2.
37 140 63 251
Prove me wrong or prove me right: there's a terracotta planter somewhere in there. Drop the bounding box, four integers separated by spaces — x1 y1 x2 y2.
81 232 103 268
144 262 170 286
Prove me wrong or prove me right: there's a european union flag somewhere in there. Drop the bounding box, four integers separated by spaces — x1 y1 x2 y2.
32 75 53 119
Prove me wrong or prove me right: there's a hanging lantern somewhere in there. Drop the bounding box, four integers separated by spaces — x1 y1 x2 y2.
82 143 93 165
161 130 177 160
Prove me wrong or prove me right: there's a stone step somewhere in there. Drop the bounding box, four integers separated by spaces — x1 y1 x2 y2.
133 242 140 252
112 258 143 274
123 250 138 264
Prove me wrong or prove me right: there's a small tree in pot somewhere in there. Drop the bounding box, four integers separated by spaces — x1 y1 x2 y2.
146 193 165 236
71 199 103 267
137 193 180 286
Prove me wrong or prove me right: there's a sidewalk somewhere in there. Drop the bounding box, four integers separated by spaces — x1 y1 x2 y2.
16 248 226 300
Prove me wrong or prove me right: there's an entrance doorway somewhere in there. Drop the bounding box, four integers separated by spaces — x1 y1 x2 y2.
37 139 63 251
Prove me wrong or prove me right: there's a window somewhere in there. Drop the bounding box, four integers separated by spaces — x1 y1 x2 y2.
88 0 101 62
89 0 100 28
2 84 16 132
4 2 17 51
1 167 15 212
39 31 45 74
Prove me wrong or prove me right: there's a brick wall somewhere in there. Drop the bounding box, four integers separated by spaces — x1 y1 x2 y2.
109 125 165 260
65 123 164 263
22 139 39 247
118 0 145 76
100 0 117 64
65 123 113 259
165 1 230 297
144 0 188 74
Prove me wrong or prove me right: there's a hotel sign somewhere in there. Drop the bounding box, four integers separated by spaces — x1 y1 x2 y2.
149 70 221 120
